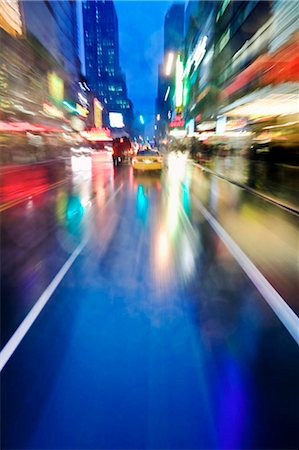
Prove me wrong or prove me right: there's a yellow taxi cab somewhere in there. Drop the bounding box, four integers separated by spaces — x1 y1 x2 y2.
132 149 163 171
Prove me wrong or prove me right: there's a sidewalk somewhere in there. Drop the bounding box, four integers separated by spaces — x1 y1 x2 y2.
193 156 299 215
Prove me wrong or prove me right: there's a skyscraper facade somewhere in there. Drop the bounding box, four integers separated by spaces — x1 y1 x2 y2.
22 1 79 82
82 0 133 132
164 3 185 55
183 0 217 123
1 1 80 125
156 3 184 141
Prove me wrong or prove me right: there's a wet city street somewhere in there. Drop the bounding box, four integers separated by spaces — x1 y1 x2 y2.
1 153 298 450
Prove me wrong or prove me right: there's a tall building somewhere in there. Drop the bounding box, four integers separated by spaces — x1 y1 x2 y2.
82 0 133 133
164 3 185 55
0 0 80 126
22 1 80 83
182 0 274 128
212 0 299 155
211 0 272 114
183 0 217 125
156 3 184 141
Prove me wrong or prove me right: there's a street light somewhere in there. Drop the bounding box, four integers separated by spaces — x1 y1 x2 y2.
165 52 174 76
156 114 160 121
139 115 144 125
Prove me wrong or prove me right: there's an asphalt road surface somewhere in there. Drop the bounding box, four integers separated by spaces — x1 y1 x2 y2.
1 152 298 449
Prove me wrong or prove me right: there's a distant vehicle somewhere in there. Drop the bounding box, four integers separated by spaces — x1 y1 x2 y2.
132 149 163 171
112 136 133 165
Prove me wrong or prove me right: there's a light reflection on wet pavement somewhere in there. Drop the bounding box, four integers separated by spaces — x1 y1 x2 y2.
1 153 298 449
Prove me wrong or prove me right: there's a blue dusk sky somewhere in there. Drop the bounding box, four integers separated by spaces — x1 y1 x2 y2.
115 1 174 133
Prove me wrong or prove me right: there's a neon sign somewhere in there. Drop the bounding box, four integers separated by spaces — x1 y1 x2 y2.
169 115 185 128
175 55 183 109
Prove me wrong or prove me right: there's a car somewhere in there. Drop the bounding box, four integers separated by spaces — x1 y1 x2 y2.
132 149 163 171
112 136 133 165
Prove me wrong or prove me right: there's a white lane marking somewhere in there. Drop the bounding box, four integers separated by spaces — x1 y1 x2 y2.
0 185 122 371
0 240 86 372
192 196 299 345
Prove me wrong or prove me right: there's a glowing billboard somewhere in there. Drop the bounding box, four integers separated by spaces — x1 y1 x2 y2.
48 72 64 103
109 112 124 128
94 98 103 128
169 115 185 128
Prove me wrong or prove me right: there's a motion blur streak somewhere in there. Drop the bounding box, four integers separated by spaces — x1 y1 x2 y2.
1 0 299 448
